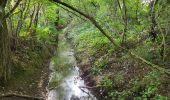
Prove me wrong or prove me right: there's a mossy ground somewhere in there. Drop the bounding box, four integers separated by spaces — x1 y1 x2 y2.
0 38 55 100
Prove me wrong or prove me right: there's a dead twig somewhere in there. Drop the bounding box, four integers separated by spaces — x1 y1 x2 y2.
79 87 91 96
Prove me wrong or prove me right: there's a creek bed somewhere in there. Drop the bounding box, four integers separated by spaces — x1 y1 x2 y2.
47 35 96 100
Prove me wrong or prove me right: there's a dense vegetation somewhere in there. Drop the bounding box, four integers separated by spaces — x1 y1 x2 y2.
0 0 170 99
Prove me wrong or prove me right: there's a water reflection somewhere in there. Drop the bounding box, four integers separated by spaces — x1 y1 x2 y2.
47 36 96 100
48 65 96 100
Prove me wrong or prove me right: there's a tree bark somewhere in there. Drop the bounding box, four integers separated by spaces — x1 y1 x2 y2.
28 5 36 31
0 0 11 82
122 0 128 45
149 0 157 41
3 0 22 19
33 3 41 32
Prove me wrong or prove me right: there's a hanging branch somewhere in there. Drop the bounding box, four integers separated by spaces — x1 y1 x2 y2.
57 4 86 21
3 0 22 19
51 0 124 49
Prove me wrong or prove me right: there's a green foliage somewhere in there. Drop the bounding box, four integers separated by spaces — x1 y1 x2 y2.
19 31 29 37
154 95 169 100
70 22 114 57
2 0 170 98
134 40 163 64
100 76 113 87
36 27 51 42
114 71 125 85
141 71 161 98
108 90 130 99
43 3 58 22
91 58 108 75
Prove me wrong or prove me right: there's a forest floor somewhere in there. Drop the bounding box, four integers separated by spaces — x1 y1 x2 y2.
75 48 170 99
68 35 170 99
0 38 54 100
62 21 170 99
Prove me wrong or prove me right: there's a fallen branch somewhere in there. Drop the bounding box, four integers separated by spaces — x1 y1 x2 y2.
57 4 86 21
79 86 99 89
130 52 170 76
79 87 91 96
0 93 44 100
79 85 110 89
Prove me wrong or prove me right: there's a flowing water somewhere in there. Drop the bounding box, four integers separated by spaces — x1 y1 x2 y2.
47 36 96 100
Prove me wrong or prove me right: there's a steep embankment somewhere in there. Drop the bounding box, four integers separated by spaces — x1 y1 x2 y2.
65 22 170 99
0 38 57 100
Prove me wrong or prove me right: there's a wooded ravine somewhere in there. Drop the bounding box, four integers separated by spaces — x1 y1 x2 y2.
0 0 170 100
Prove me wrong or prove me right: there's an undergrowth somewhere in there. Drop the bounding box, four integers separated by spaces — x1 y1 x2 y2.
66 21 170 99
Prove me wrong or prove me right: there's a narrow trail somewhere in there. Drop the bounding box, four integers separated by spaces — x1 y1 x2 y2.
47 35 97 100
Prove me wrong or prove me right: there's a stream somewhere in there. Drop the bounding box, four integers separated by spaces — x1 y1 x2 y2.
47 35 97 100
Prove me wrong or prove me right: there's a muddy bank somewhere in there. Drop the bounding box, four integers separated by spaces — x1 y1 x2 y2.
73 50 169 99
64 40 99 99
73 52 101 100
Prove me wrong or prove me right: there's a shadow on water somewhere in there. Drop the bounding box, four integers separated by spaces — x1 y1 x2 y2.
47 35 97 100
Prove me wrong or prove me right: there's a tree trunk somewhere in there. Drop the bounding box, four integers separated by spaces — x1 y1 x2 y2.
122 0 128 45
33 3 41 33
15 2 27 36
0 0 11 82
149 0 157 41
28 5 36 31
